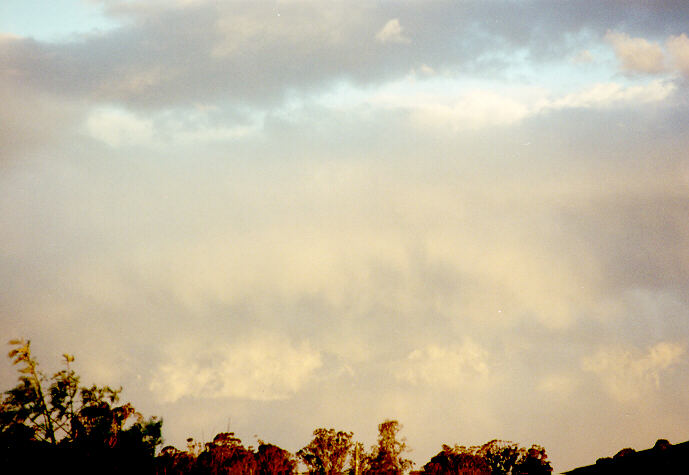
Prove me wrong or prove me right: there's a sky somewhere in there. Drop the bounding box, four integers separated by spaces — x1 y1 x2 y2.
1 0 689 472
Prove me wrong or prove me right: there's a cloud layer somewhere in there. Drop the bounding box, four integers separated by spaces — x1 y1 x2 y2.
2 1 689 473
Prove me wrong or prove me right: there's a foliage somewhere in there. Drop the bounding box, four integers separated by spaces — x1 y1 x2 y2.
347 441 370 475
298 427 354 474
477 439 524 475
421 444 490 474
154 433 297 474
256 441 298 474
1 338 556 474
513 445 553 475
421 440 552 475
0 339 162 470
367 419 414 474
195 432 258 474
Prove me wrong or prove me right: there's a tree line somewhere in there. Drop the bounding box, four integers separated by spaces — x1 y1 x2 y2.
0 340 552 474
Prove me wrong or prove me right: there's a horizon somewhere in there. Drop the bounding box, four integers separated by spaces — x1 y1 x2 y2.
2 1 689 473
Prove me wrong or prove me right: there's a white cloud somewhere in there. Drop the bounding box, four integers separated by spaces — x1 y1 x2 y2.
85 106 154 147
371 86 532 130
546 79 676 109
412 90 531 129
370 78 674 132
375 18 410 44
582 341 685 403
666 33 689 77
395 340 490 388
84 106 260 147
605 30 665 74
150 335 322 402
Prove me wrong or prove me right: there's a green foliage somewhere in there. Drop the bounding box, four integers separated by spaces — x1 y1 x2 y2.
367 419 414 474
1 338 162 468
298 427 354 474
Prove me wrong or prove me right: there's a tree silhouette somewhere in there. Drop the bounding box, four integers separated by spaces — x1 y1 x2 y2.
421 444 490 474
477 439 524 475
367 419 413 474
0 339 162 471
298 427 354 474
514 445 553 475
256 441 297 474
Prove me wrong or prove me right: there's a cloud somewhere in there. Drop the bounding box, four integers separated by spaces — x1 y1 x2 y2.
546 79 676 109
582 341 685 403
410 90 531 129
538 374 577 397
2 3 688 113
667 33 689 77
600 29 689 80
375 18 410 44
370 78 674 132
605 30 689 78
3 3 689 472
605 30 665 74
150 335 322 402
85 106 155 147
395 341 490 388
571 49 594 64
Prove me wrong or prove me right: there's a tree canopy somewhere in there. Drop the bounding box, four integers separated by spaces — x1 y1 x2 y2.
422 440 553 475
297 427 354 474
0 339 162 471
368 419 414 474
1 338 557 475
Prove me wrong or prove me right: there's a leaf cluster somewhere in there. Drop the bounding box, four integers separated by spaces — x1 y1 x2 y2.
155 433 297 474
297 428 354 474
368 419 414 474
1 339 162 468
422 439 552 475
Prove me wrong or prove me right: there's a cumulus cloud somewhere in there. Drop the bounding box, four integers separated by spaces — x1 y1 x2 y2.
605 30 666 74
150 336 322 402
666 33 689 76
582 342 685 403
395 341 490 388
375 18 410 44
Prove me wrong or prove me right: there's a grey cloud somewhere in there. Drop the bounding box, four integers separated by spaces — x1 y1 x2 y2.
4 1 689 111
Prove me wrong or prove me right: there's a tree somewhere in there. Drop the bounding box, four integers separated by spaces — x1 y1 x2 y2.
0 339 162 470
421 444 490 474
298 427 354 474
195 432 258 474
256 441 297 474
477 439 524 475
513 445 552 475
367 419 414 474
420 440 552 475
154 434 297 475
347 441 370 475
